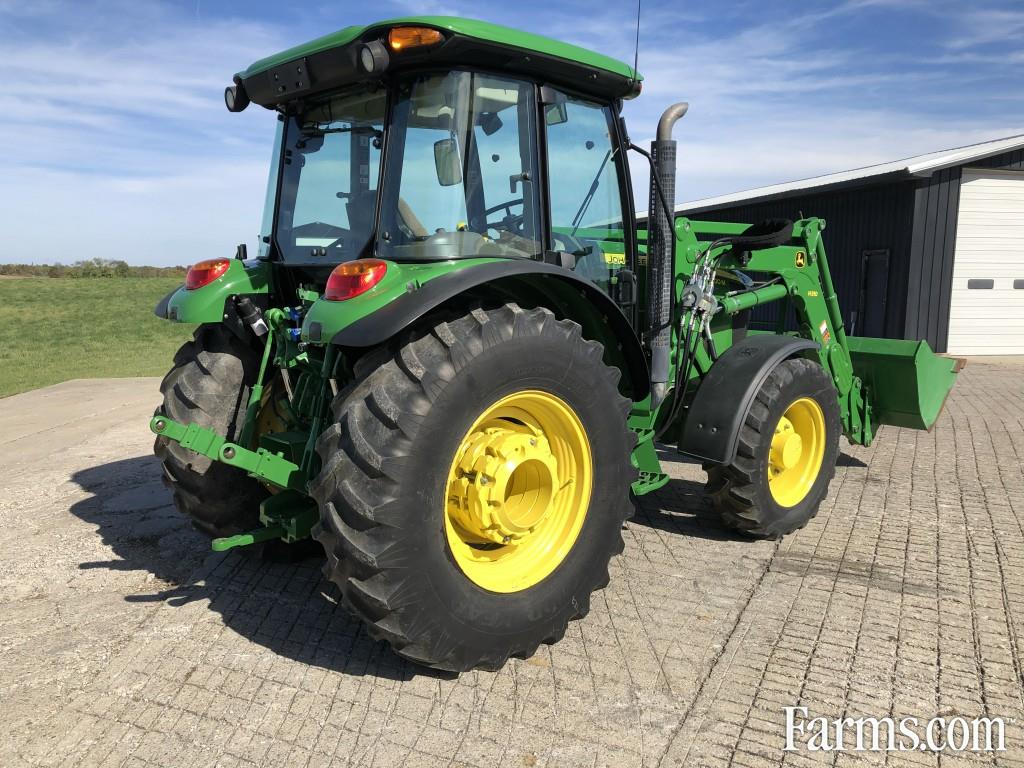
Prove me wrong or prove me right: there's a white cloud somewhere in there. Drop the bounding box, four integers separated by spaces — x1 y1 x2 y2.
613 1 1024 205
0 0 1021 265
5 162 271 267
946 8 1024 49
0 1 283 265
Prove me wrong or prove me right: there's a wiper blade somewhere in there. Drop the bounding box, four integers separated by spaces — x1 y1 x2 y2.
301 124 381 138
570 148 613 237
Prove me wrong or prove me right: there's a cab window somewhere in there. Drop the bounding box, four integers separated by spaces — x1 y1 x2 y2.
545 95 628 293
379 71 543 261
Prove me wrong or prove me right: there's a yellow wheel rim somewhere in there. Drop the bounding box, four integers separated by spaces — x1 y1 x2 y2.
444 390 593 593
767 397 826 508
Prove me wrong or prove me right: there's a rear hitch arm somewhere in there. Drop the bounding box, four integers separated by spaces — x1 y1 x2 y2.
151 415 313 552
150 415 306 492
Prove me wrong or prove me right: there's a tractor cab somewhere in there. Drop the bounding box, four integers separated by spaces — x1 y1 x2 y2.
236 19 639 297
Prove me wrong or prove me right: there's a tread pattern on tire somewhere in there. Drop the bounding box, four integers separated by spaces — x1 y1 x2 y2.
309 304 636 671
706 357 840 539
154 324 268 538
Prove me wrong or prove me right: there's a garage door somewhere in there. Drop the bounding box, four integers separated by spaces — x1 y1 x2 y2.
947 169 1024 355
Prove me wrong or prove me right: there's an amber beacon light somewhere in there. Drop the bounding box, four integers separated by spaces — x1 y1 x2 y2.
388 26 444 51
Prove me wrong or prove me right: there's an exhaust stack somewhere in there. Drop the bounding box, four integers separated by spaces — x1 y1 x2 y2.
647 102 688 407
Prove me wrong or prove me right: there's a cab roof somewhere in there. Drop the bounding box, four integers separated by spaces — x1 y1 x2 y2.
236 16 642 106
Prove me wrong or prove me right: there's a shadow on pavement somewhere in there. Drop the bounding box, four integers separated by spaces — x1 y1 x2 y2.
629 477 747 542
632 449 866 538
70 452 773 677
69 455 452 681
836 452 868 468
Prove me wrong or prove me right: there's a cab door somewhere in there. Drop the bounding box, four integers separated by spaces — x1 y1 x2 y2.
542 91 634 304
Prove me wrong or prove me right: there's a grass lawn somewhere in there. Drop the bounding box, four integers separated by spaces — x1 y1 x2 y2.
0 278 195 398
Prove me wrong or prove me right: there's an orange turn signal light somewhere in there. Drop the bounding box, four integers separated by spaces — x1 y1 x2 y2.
185 258 230 290
324 259 388 301
388 26 444 51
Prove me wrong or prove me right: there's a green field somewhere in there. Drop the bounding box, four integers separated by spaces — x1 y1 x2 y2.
0 278 194 398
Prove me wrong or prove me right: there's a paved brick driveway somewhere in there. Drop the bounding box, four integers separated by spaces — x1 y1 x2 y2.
0 360 1021 767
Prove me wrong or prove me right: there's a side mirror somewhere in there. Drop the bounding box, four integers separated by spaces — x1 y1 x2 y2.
433 138 463 186
478 112 503 136
294 133 324 153
544 102 568 126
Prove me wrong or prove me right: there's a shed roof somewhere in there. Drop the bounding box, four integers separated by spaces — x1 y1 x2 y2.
677 133 1024 215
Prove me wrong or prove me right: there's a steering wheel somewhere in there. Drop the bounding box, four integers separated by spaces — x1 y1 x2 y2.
484 198 525 235
551 231 594 258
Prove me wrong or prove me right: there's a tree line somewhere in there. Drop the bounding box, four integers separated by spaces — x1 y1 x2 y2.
0 259 187 278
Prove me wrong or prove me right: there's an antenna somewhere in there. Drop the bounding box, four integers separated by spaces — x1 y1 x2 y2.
626 0 641 96
614 0 638 98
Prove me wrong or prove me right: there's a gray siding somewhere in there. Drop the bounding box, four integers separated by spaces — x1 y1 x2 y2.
972 147 1024 172
682 181 915 338
682 146 1024 353
904 168 960 351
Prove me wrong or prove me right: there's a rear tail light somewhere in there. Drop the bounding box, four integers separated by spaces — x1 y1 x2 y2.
185 258 230 290
324 259 388 301
388 26 444 51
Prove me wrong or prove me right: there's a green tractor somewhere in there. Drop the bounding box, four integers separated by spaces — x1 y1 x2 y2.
152 17 961 671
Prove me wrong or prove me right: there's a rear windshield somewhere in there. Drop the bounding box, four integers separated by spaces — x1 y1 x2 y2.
273 87 386 264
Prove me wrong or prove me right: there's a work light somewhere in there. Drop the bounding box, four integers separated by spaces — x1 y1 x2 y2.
224 84 250 113
358 40 390 74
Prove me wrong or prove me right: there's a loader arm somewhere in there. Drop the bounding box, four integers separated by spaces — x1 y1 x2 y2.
655 217 960 448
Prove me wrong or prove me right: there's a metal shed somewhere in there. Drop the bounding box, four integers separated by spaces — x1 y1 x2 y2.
675 135 1024 354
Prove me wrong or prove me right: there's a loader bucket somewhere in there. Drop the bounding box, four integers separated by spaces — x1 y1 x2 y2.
846 336 963 431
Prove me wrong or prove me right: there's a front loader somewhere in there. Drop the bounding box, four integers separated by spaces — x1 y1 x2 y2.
151 17 961 672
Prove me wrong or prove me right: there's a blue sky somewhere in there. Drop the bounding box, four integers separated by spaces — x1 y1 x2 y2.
1 0 1022 266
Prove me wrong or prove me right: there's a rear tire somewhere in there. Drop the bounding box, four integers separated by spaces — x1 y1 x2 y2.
707 358 840 538
310 305 636 672
154 324 269 538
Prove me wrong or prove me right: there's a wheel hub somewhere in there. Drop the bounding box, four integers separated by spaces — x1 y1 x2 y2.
443 390 593 593
770 416 804 473
447 425 560 544
766 397 827 507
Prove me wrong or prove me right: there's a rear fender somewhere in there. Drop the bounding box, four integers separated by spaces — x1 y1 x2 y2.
325 260 650 400
679 335 819 464
153 260 270 323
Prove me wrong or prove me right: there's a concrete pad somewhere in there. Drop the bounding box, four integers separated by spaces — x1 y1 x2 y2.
0 378 162 469
0 364 1021 766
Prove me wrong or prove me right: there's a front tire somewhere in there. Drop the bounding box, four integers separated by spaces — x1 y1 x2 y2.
310 305 636 671
707 357 840 538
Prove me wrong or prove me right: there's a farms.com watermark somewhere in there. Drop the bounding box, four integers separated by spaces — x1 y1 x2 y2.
784 707 1008 753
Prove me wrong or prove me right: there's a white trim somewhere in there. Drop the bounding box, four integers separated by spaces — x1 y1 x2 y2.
960 167 1024 179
